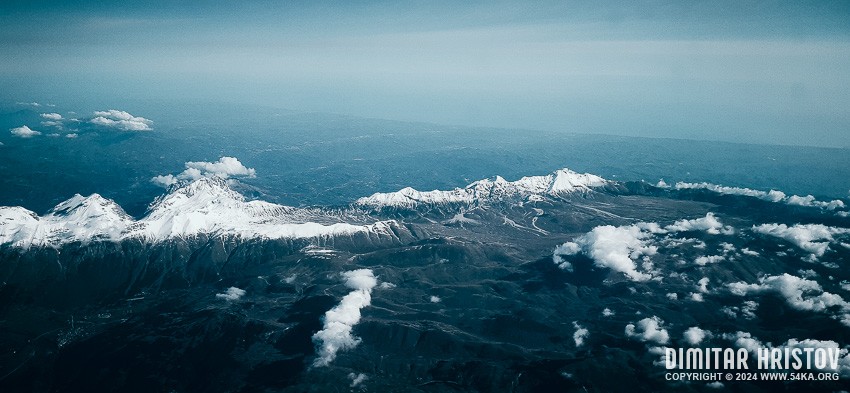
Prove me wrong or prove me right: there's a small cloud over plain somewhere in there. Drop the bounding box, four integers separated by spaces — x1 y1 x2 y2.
215 287 246 301
625 316 670 345
10 125 41 138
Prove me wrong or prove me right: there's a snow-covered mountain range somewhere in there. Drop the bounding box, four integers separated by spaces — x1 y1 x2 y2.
356 168 608 208
0 167 613 247
0 177 393 248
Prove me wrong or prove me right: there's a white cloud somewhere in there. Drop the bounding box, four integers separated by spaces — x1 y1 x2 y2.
312 269 377 367
722 331 765 353
798 269 818 279
740 248 759 256
552 213 736 282
778 339 850 377
552 242 579 271
215 286 245 301
602 308 615 317
683 326 711 345
429 295 441 303
553 223 659 281
16 102 54 107
625 316 670 345
698 277 710 293
706 382 724 389
10 125 41 138
184 157 256 179
665 213 733 235
573 321 589 347
787 195 845 211
695 255 724 266
40 113 64 129
151 157 257 188
728 273 850 313
65 133 78 139
348 372 368 388
689 293 704 302
676 181 847 212
661 237 702 248
676 182 786 202
151 174 178 188
552 213 734 281
722 334 850 378
666 293 678 300
752 223 850 257
90 109 153 131
740 300 759 319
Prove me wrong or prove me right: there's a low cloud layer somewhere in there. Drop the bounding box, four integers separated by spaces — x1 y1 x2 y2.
10 125 41 138
722 333 850 377
16 102 54 108
753 223 850 258
674 182 786 202
90 109 153 131
312 269 378 367
666 213 733 235
151 157 257 188
554 223 660 281
553 213 733 281
675 182 846 212
728 273 850 326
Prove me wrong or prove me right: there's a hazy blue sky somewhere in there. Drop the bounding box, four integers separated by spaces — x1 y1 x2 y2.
2 1 849 147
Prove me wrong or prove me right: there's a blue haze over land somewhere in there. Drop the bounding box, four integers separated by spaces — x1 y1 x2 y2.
1 0 849 147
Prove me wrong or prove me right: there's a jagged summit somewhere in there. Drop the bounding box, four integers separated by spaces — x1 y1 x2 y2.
44 193 134 244
49 193 132 221
357 168 608 208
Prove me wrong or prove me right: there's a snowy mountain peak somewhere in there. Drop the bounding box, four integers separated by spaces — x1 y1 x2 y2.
49 193 131 221
357 167 609 208
0 193 133 247
549 168 607 193
148 177 243 212
162 176 243 203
